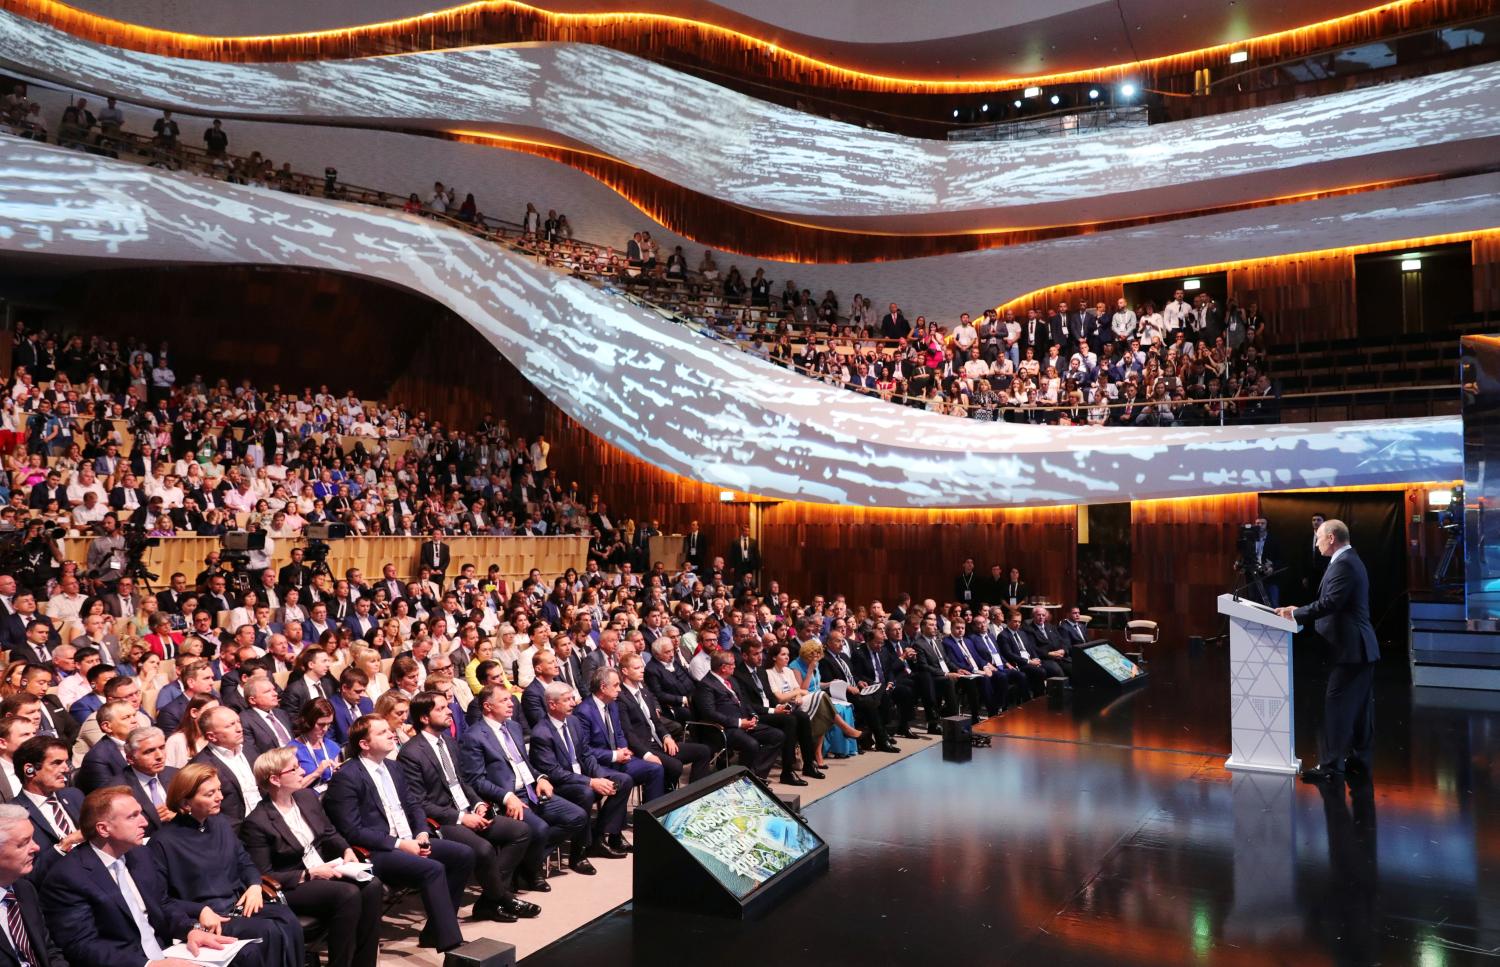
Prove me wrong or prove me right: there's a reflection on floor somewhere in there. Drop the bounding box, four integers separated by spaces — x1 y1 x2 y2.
523 644 1500 966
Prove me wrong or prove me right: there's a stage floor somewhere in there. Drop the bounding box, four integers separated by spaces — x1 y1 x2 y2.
523 645 1500 966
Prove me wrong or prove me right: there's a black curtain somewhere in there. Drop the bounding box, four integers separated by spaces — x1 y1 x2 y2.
1260 492 1406 649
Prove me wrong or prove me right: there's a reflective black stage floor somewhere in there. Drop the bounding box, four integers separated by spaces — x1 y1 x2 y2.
523 647 1500 966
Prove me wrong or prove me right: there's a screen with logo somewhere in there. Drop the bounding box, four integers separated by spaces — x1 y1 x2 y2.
1084 644 1144 683
656 774 823 899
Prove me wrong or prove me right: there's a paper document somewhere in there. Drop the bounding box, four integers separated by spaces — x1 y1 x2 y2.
335 860 375 882
859 685 882 697
828 680 849 701
160 938 261 966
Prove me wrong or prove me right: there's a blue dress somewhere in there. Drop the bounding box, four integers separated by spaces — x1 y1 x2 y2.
292 735 341 790
792 658 858 757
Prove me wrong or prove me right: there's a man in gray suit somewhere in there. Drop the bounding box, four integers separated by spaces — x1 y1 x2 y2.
1278 518 1380 785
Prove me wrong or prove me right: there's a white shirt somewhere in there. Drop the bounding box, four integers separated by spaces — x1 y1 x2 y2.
547 716 582 773
358 756 412 840
423 731 469 811
209 744 262 813
273 798 324 870
486 718 534 797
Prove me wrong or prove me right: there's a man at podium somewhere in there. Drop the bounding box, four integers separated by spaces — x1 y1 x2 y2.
1276 519 1380 786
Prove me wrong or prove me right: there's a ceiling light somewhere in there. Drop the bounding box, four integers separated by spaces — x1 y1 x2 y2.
1013 99 1022 108
981 103 990 112
1023 86 1041 98
1183 278 1201 290
718 491 735 502
1229 50 1249 64
952 109 960 118
1120 82 1138 98
1401 258 1421 271
1428 488 1453 507
1050 95 1061 105
1088 88 1100 100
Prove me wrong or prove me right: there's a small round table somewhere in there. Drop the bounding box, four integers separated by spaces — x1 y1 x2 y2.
1088 605 1132 632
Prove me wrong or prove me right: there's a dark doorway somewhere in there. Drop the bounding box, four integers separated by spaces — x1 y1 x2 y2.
1354 241 1473 339
1078 503 1131 612
1123 271 1227 319
1259 491 1407 656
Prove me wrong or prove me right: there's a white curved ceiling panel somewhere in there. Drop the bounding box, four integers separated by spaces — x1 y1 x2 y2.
4 9 1499 231
0 136 1458 507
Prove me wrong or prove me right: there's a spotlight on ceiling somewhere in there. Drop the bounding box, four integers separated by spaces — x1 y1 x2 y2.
1049 95 1061 105
981 103 990 112
1013 99 1023 108
1120 82 1138 98
1088 88 1100 100
952 109 960 118
1401 258 1422 271
1229 50 1249 64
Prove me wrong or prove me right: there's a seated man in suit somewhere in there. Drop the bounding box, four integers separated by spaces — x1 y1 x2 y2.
400 690 540 924
1058 606 1092 647
851 623 919 738
521 651 558 729
528 682 634 859
618 653 710 791
0 802 67 966
324 714 475 952
121 725 178 834
237 674 295 758
574 668 665 805
190 705 261 828
39 786 248 967
998 610 1052 699
158 659 216 737
460 685 592 884
331 666 374 746
1023 607 1071 678
692 651 784 780
819 631 899 751
12 737 85 880
12 620 59 671
907 614 963 732
76 699 135 794
644 638 695 724
941 621 998 721
735 640 815 785
966 614 1028 713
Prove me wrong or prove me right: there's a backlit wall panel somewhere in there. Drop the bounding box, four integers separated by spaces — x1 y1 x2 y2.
4 8 1500 231
0 138 1459 508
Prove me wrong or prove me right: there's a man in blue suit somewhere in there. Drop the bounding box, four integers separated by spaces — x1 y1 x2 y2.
12 737 85 880
323 715 475 952
941 625 998 719
39 786 249 967
521 651 557 728
1278 518 1383 785
529 681 634 859
574 668 665 805
459 685 594 884
330 667 374 746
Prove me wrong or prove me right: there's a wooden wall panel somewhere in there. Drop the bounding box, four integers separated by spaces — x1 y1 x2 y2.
758 503 1076 609
1474 233 1500 315
1130 494 1261 645
1227 252 1358 342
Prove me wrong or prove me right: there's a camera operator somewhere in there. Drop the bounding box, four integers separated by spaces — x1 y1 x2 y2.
1233 516 1282 607
13 518 63 597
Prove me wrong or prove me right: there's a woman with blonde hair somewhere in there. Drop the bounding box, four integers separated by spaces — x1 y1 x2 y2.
350 646 388 700
373 691 412 755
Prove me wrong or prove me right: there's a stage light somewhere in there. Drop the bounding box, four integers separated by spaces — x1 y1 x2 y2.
981 103 990 112
1229 50 1249 64
952 108 960 118
1120 82 1138 98
1088 88 1100 99
1183 278 1201 290
718 491 735 502
1401 258 1422 271
1050 95 1061 105
1024 86 1041 98
1013 99 1022 108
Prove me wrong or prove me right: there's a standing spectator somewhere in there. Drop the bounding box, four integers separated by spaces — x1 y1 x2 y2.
203 119 229 157
151 109 179 150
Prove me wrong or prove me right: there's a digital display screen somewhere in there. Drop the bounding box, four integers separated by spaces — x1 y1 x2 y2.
657 775 823 898
1084 644 1143 683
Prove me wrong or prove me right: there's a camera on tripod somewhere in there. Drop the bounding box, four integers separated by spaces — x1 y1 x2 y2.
120 521 161 583
302 522 349 578
1235 523 1270 579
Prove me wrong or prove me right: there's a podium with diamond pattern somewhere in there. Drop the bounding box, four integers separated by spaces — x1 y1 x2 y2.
1218 594 1301 775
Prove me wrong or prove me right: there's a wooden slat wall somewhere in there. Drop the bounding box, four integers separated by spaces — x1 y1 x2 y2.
1474 234 1500 315
759 502 1077 608
1227 252 1358 341
1130 493 1261 644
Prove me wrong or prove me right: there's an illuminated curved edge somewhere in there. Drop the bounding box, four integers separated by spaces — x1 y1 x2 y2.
0 137 1459 509
5 8 1500 224
2 0 1435 93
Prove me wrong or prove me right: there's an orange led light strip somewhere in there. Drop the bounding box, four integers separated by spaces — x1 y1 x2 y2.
0 0 1442 92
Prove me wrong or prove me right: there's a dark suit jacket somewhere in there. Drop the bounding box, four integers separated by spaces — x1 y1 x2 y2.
18 786 83 879
850 641 905 685
726 537 760 573
0 877 66 967
692 673 752 728
617 685 671 755
190 745 253 826
682 532 706 567
329 694 374 746
572 698 630 764
1025 622 1067 657
459 717 532 805
76 737 127 794
521 678 550 729
120 765 178 834
279 673 337 716
38 697 76 746
998 626 1036 665
528 716 606 791
323 758 430 852
1294 548 1380 664
155 694 189 736
240 789 351 890
418 541 451 577
1 614 58 654
39 842 197 967
730 664 776 716
239 706 296 760
908 634 950 678
644 658 694 711
398 731 480 826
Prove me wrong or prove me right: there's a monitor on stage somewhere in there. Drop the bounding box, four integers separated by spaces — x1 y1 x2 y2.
1073 643 1149 690
634 767 828 918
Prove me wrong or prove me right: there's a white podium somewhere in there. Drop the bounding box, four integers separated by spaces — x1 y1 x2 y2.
1217 594 1301 775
